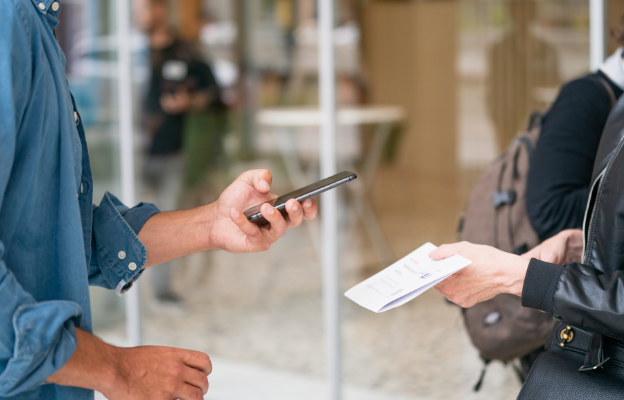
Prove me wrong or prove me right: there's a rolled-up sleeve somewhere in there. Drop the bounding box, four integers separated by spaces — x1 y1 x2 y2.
0 268 82 398
0 244 83 397
88 192 159 294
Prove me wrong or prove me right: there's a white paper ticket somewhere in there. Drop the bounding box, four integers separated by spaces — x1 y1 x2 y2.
344 243 472 313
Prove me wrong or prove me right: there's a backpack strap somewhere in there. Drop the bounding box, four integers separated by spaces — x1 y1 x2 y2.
473 359 491 391
596 76 617 109
526 111 542 131
517 135 534 160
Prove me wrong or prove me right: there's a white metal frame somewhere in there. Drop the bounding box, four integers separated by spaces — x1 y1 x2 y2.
318 0 341 399
115 0 142 347
590 0 606 71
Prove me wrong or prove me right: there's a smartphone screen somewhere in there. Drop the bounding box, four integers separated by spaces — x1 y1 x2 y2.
244 171 357 225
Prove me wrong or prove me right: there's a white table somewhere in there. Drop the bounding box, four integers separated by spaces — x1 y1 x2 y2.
256 105 405 266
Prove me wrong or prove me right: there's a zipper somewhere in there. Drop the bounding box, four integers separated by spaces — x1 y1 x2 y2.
607 335 624 342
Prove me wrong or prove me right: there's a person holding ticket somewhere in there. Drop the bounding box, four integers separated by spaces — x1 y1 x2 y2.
429 97 624 396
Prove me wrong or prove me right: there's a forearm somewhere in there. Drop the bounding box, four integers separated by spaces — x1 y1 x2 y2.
46 328 119 393
137 203 216 268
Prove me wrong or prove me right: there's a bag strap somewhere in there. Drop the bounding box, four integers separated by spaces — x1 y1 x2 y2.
473 359 491 391
526 111 542 132
579 332 611 372
596 76 617 109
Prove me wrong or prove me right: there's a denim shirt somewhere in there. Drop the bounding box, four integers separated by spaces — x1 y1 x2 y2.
0 0 160 399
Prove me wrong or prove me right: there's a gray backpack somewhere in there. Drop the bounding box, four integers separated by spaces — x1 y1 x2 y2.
458 111 554 366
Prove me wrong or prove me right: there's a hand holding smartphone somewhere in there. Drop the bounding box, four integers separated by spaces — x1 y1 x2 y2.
244 171 357 226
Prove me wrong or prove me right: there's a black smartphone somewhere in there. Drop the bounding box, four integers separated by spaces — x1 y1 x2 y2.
244 171 357 226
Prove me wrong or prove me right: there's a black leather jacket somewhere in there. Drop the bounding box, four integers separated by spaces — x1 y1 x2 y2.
547 95 624 338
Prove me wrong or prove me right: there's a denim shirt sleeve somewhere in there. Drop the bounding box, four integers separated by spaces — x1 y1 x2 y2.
88 192 160 294
0 249 82 397
0 3 83 396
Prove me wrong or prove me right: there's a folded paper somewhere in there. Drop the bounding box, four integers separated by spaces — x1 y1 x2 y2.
345 243 472 312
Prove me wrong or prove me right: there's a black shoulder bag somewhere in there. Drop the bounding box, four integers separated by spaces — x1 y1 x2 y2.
518 323 624 399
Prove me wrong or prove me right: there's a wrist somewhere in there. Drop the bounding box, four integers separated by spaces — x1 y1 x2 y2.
200 202 220 251
502 255 529 297
188 203 216 252
94 344 124 395
46 329 122 394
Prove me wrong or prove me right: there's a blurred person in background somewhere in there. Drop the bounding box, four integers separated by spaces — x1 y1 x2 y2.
0 0 318 399
486 0 560 150
134 0 225 311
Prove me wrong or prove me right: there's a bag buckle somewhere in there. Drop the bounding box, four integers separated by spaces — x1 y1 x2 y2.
559 325 574 347
578 332 611 372
493 189 517 208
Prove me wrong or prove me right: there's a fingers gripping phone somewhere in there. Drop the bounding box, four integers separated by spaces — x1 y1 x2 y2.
244 171 357 226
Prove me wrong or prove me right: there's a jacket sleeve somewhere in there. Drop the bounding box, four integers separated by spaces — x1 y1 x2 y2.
0 3 83 396
522 259 624 338
88 193 159 294
526 77 616 240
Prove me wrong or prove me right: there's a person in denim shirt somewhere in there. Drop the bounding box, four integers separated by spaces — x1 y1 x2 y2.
0 1 318 399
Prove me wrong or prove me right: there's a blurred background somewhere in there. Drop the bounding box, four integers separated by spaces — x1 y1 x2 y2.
54 0 623 398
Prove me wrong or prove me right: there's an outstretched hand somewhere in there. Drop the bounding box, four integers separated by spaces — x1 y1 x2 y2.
428 242 529 308
208 169 318 253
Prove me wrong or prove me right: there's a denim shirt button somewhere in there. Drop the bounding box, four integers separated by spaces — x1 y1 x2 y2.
128 262 137 271
74 111 78 122
118 251 126 260
51 2 59 11
38 2 45 10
